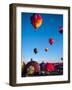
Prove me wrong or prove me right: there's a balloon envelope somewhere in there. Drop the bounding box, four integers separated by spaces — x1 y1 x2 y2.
21 61 25 70
40 61 45 71
31 14 42 29
34 48 38 54
61 57 63 61
59 26 63 34
25 59 40 74
45 63 55 72
45 48 48 52
49 38 54 45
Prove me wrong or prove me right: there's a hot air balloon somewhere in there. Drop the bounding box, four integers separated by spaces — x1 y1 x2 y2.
34 48 38 54
31 14 43 29
49 38 54 45
40 61 45 75
45 48 48 52
45 63 55 73
61 57 63 61
59 26 63 34
25 58 40 75
21 61 25 71
21 61 26 77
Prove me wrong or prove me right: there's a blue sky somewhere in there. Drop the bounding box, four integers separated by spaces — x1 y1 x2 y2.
21 13 63 63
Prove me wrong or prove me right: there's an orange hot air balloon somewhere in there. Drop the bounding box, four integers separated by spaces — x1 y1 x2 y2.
45 48 48 52
31 14 43 29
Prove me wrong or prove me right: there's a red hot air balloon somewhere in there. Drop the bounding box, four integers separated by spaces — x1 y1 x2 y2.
45 63 55 72
59 26 63 34
31 14 43 29
49 38 54 45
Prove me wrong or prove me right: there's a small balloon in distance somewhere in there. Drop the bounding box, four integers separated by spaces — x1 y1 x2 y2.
45 48 48 52
59 26 63 34
49 38 54 45
33 48 38 54
61 57 63 61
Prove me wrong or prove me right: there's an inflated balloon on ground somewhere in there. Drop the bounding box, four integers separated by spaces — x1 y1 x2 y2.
25 59 40 75
21 61 25 71
45 63 55 72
